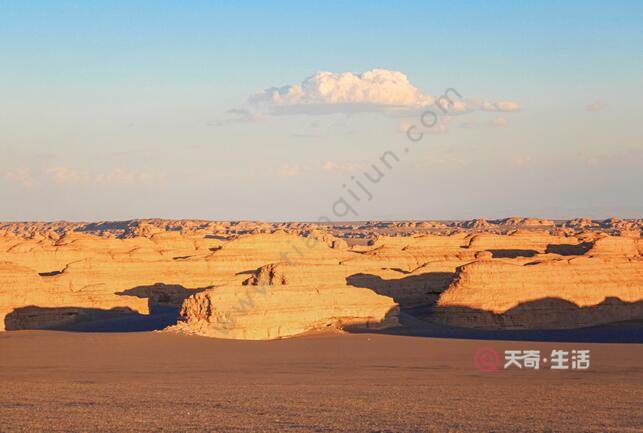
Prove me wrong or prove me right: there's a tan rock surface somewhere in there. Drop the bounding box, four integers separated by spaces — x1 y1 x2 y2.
434 255 643 329
465 231 582 255
586 236 639 257
0 228 390 334
176 270 398 340
1 219 641 336
0 261 149 331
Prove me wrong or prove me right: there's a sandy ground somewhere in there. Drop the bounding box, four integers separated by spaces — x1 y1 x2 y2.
0 331 641 433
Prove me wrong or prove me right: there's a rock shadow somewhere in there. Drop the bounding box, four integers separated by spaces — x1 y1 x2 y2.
116 283 212 314
545 242 592 255
339 307 401 334
4 283 213 332
38 270 63 277
429 296 643 331
346 272 455 309
4 305 175 332
347 295 643 343
487 249 538 258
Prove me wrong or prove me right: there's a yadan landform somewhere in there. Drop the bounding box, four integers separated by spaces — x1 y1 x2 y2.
2 217 641 337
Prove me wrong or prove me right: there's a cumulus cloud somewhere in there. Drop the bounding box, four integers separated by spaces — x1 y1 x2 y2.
229 68 522 130
249 69 434 115
586 100 606 112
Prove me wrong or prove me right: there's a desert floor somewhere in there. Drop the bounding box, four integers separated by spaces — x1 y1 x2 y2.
1 331 641 433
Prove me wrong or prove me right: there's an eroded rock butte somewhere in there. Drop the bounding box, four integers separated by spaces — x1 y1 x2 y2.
0 218 641 337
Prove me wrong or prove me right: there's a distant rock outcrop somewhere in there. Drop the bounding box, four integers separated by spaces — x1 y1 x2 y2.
496 217 555 226
564 218 597 230
462 219 493 229
586 236 639 257
465 231 579 256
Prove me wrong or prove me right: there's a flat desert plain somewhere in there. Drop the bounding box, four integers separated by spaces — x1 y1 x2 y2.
0 331 641 433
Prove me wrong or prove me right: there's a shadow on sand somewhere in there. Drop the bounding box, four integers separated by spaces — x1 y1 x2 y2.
3 305 176 332
5 276 642 343
4 283 210 332
345 272 643 343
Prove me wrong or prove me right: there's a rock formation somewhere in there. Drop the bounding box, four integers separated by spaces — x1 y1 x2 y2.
0 218 641 336
586 236 639 257
176 261 398 340
433 251 643 329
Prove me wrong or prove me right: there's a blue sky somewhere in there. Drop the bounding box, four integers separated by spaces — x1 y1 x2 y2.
1 1 642 221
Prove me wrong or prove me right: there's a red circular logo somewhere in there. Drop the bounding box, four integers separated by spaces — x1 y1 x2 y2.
473 347 501 372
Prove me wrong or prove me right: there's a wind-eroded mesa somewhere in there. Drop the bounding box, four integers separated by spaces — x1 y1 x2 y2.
1 218 641 338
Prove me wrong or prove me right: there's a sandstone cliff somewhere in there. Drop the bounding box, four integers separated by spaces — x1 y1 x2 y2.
175 261 398 340
433 255 643 329
1 219 641 336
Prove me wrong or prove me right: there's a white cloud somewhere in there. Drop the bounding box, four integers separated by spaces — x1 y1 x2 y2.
248 69 434 114
4 166 166 187
229 68 522 127
586 100 606 112
248 69 434 115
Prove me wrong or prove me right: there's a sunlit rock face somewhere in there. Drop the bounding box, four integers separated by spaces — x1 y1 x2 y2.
176 264 399 340
0 261 149 331
0 225 395 335
433 253 643 329
0 219 641 336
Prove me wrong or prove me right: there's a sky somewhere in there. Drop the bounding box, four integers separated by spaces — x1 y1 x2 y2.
1 0 642 221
